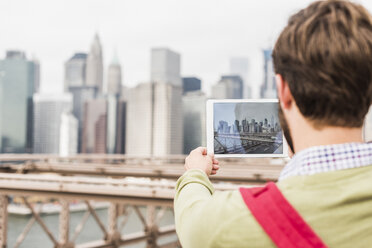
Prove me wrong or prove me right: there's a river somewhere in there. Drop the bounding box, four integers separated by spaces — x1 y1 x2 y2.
7 206 177 248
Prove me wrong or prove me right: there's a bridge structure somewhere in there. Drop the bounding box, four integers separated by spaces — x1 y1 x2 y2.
214 133 283 154
0 154 286 248
216 133 279 143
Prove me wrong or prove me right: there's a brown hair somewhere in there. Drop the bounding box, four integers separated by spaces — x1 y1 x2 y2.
273 0 372 127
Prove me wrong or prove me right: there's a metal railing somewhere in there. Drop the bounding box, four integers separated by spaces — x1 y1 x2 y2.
0 154 285 247
0 173 177 248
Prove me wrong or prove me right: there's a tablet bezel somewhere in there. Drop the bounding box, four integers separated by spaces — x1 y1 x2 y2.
206 99 288 158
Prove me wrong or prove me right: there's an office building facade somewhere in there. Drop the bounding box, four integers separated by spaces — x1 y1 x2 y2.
64 53 87 90
68 86 97 152
183 91 207 154
0 50 36 153
126 83 154 155
65 51 98 152
127 48 183 155
126 81 183 156
182 77 201 94
115 100 126 154
107 55 122 96
106 95 117 154
212 75 244 99
59 111 78 156
33 93 73 154
81 98 107 153
151 48 181 86
32 59 40 93
152 82 183 155
260 49 277 98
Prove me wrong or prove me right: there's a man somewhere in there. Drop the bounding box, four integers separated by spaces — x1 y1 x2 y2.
174 1 372 247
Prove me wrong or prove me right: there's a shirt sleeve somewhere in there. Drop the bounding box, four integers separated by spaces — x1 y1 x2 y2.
174 169 217 248
174 170 286 248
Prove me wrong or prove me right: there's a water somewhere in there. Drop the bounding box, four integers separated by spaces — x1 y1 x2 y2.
7 206 177 248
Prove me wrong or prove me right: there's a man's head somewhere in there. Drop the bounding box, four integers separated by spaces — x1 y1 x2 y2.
273 0 372 153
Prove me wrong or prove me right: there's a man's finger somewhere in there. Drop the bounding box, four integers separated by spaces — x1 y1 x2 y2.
193 147 207 155
207 152 215 162
213 158 219 165
212 164 219 170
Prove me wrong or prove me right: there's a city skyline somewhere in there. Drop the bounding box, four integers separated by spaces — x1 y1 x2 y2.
1 1 372 246
214 102 279 130
213 102 283 155
0 1 371 156
216 116 280 135
4 0 362 97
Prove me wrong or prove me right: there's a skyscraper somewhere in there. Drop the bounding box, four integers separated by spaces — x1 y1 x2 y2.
151 48 181 86
0 50 36 153
126 82 183 155
81 98 107 153
107 54 122 96
68 86 97 153
59 111 78 157
64 53 87 90
260 49 277 98
212 75 243 99
115 100 126 154
126 83 154 155
32 58 40 93
106 95 117 154
33 93 73 154
95 114 107 154
230 57 251 98
106 53 124 154
183 91 207 154
121 85 130 101
182 77 201 94
152 82 183 155
86 34 103 93
65 52 97 152
127 48 183 155
211 82 228 99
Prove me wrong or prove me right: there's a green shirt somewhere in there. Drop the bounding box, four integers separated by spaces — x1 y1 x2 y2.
174 166 372 248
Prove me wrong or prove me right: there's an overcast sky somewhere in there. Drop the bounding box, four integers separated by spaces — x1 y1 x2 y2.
1 0 372 97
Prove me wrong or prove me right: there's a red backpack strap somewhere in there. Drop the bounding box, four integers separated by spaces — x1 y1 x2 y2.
239 182 327 248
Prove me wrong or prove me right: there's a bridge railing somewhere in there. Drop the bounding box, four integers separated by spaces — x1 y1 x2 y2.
0 173 178 248
0 155 287 247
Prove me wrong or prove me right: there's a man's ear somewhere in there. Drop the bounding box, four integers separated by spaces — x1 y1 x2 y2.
276 74 292 110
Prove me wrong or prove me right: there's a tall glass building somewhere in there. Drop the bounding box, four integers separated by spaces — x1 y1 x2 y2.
183 91 207 154
260 49 277 99
182 77 201 95
0 51 36 153
65 52 98 152
64 53 87 90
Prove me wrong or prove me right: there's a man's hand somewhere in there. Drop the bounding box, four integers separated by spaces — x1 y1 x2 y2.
184 147 220 176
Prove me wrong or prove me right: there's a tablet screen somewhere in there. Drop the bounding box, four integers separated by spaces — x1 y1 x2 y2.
213 101 283 155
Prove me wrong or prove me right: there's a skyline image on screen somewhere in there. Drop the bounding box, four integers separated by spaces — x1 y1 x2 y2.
213 102 283 155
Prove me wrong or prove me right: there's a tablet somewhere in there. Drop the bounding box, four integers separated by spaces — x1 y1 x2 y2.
206 99 288 158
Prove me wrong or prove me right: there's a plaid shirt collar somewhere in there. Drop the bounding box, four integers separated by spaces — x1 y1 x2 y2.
279 142 372 181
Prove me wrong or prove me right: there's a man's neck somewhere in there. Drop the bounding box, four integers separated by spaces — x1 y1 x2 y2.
292 121 363 154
